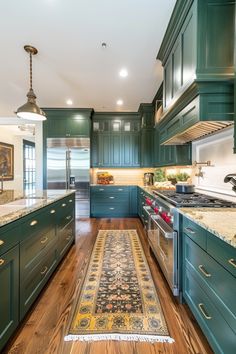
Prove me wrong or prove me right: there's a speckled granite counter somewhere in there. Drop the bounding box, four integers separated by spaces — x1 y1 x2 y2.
0 189 75 227
178 208 236 248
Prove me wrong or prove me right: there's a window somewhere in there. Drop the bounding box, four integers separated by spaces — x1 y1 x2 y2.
23 140 36 191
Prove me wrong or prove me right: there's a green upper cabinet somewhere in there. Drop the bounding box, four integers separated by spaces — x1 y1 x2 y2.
43 108 93 138
91 112 141 168
158 0 234 113
138 103 155 167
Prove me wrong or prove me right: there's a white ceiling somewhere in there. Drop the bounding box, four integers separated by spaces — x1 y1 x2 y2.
0 0 176 117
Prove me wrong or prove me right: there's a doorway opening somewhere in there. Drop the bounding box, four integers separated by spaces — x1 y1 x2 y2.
23 140 36 191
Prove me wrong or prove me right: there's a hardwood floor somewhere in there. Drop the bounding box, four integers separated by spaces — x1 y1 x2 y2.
4 218 213 354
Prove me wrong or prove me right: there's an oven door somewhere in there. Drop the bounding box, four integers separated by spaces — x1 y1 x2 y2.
142 206 155 231
149 215 178 296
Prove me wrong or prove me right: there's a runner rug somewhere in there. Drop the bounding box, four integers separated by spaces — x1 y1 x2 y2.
65 230 174 343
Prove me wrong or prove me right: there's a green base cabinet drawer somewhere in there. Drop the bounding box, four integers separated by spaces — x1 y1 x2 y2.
58 219 75 260
207 233 236 278
0 224 21 256
184 268 236 354
184 235 236 333
20 245 58 320
183 217 207 249
0 245 19 351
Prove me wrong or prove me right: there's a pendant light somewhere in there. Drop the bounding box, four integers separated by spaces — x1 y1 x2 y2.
16 45 46 121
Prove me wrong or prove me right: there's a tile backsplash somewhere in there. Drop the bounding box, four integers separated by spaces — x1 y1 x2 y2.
192 127 236 198
91 168 156 185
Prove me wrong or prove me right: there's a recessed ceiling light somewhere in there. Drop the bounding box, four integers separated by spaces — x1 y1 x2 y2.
119 68 128 77
66 99 73 105
116 99 123 106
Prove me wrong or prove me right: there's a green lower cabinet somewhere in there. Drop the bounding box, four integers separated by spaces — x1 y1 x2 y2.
0 245 19 350
90 186 138 217
58 217 75 260
182 216 236 354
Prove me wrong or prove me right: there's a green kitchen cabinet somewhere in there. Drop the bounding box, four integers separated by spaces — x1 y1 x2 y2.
91 113 141 167
0 194 75 352
154 128 191 167
43 108 92 138
90 186 137 217
0 245 19 351
140 129 154 167
182 215 236 354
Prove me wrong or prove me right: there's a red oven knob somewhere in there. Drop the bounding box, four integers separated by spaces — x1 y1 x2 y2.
146 198 152 206
154 207 159 214
165 215 171 224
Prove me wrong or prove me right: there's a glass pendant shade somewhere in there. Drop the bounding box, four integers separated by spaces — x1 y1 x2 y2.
16 45 46 121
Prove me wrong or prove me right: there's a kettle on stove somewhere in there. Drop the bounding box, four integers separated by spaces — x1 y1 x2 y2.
143 173 154 186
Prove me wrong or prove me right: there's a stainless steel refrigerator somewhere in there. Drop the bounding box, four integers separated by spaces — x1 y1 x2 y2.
46 137 90 217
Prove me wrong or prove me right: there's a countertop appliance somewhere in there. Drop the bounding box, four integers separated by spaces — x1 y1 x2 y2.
143 190 236 297
143 173 154 186
46 138 90 218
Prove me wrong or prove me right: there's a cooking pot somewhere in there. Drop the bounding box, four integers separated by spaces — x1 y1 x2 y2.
175 183 195 194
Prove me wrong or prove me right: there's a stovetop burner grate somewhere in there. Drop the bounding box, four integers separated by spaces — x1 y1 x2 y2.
152 190 236 208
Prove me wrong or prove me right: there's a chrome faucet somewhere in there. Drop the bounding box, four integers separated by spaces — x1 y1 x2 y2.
224 173 236 193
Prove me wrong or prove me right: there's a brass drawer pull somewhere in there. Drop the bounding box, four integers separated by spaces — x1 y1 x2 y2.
145 220 148 224
142 202 145 205
198 265 211 278
109 207 115 210
40 237 48 244
198 303 212 320
0 240 4 246
66 236 71 241
50 209 56 214
228 258 236 268
184 227 195 234
0 259 5 266
99 188 104 191
40 266 48 275
109 196 115 199
66 215 72 220
118 188 123 191
30 220 38 226
69 199 73 203
62 203 66 207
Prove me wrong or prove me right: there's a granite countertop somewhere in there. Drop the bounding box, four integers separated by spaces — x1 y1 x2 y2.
178 208 236 248
0 189 75 227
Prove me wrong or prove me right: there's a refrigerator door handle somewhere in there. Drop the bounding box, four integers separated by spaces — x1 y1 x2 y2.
65 150 70 189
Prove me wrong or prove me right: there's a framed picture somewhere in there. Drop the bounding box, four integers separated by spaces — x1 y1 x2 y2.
0 142 14 180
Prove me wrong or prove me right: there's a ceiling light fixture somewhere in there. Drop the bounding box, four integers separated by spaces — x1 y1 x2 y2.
116 99 123 106
16 45 46 121
66 99 73 105
119 68 128 77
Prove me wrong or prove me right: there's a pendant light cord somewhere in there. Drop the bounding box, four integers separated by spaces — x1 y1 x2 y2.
29 52 32 90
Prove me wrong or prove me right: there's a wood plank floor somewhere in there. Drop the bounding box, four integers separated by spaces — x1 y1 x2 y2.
4 218 213 354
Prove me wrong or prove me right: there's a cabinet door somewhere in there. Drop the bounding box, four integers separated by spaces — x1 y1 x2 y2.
122 133 140 167
129 186 138 216
164 57 172 109
67 118 90 137
110 134 121 166
175 144 192 165
131 133 140 167
47 118 67 137
0 246 19 351
91 133 99 167
141 130 153 167
98 133 110 166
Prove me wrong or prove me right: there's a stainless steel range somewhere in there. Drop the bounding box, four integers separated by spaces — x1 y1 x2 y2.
143 190 236 297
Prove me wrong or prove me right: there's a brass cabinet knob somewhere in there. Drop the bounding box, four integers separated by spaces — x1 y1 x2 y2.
62 203 66 207
0 259 5 266
50 209 56 214
0 240 4 246
30 220 38 226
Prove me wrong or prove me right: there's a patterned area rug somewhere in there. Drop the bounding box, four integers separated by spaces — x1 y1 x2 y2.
65 230 174 343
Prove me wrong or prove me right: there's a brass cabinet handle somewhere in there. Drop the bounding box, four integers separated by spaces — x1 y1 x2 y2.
40 266 48 275
66 236 71 241
145 220 148 224
99 188 104 191
0 240 4 246
184 227 195 234
30 220 38 226
0 259 5 266
142 202 145 205
118 188 123 191
198 303 212 320
109 196 115 199
66 215 71 220
40 236 48 244
69 199 73 203
109 207 115 210
50 209 56 214
228 258 236 268
62 203 66 207
198 265 211 278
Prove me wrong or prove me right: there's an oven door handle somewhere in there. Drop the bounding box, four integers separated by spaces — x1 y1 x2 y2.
150 215 173 239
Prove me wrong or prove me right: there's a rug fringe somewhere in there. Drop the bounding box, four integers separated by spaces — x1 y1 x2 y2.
64 333 175 343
